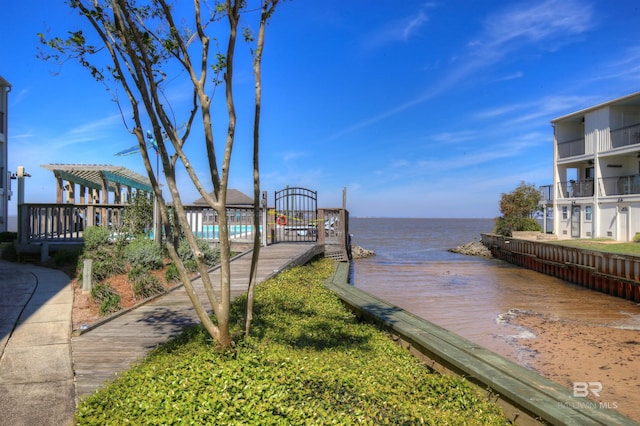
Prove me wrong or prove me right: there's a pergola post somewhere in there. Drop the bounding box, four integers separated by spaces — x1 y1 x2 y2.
66 181 75 204
55 172 64 204
101 174 109 204
114 183 122 204
79 185 86 204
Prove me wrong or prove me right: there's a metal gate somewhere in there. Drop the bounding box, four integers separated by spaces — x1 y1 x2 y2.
274 187 317 242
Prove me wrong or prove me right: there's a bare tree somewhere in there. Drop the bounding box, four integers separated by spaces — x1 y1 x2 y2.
245 0 277 336
39 0 281 348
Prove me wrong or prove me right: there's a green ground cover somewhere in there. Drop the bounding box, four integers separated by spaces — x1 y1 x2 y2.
549 239 640 256
75 259 509 425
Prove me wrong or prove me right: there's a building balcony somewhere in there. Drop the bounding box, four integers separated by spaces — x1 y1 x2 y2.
599 175 640 197
610 123 640 149
538 185 553 204
557 123 640 160
556 175 640 199
557 137 585 159
558 179 594 198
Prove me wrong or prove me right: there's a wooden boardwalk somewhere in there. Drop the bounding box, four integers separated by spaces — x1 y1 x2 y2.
72 243 322 399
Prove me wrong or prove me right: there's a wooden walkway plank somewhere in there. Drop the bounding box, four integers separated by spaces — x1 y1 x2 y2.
72 243 319 399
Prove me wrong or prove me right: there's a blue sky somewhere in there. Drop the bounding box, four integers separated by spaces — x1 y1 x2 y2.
2 0 640 218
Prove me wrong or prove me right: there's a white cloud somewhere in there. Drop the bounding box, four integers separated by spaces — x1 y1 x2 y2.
363 5 431 50
477 0 594 55
430 130 478 144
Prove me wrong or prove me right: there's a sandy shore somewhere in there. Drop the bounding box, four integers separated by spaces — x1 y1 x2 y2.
508 312 640 422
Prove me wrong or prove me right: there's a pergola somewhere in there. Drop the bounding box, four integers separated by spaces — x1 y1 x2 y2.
41 163 153 205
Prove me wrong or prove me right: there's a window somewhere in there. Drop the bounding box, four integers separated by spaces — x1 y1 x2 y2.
585 205 592 221
562 206 568 219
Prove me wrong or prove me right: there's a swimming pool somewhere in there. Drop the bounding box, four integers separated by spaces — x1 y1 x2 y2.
195 224 261 239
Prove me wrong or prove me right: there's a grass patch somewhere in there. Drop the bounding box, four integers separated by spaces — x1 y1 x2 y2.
75 259 508 425
548 239 640 256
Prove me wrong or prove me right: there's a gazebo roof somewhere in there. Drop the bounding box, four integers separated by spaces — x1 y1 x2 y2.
192 189 253 206
41 163 153 192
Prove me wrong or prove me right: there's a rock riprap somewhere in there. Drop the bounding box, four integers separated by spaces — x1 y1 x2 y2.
351 245 375 259
448 241 492 258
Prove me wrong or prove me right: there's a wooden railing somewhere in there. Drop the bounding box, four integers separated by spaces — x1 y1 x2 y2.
19 203 125 244
183 205 258 244
19 203 352 260
317 208 350 261
19 203 260 244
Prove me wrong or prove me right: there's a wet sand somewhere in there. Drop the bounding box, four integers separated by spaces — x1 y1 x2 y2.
348 218 640 422
353 260 640 423
508 312 640 422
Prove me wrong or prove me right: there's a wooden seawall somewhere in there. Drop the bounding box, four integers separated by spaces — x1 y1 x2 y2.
481 233 640 303
326 262 638 425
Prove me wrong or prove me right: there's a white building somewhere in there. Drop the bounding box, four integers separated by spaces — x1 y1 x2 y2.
0 76 10 233
550 91 640 241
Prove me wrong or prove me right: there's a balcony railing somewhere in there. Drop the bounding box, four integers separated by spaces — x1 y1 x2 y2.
598 175 640 197
555 175 640 199
557 180 594 198
557 137 585 158
610 123 640 149
538 185 553 204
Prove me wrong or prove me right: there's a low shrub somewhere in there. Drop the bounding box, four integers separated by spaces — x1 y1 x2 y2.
83 226 111 251
165 263 179 283
89 253 126 282
52 248 81 268
131 274 164 300
123 237 163 270
0 242 17 261
90 282 121 316
0 232 17 243
75 259 508 425
128 265 164 299
177 238 220 271
494 216 541 236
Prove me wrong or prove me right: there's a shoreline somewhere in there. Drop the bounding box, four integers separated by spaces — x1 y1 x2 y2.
506 311 640 421
447 240 640 421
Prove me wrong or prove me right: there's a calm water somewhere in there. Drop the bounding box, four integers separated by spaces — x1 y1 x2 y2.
350 218 640 363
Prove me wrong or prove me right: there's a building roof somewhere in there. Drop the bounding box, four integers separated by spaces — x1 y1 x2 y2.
192 189 254 206
551 91 640 123
0 75 10 89
41 163 153 192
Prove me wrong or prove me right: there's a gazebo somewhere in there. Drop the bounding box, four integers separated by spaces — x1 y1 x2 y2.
41 163 153 205
13 164 156 244
191 188 253 207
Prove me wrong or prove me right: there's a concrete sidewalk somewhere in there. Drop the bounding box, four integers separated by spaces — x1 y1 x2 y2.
0 260 75 426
